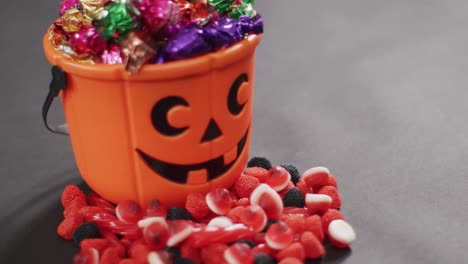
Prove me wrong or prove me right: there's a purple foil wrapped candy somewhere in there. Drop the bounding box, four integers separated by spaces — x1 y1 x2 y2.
238 14 263 35
60 0 79 16
160 24 212 62
203 17 242 50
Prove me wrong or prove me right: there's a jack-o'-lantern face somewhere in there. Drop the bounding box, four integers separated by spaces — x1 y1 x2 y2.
129 68 253 205
136 73 250 184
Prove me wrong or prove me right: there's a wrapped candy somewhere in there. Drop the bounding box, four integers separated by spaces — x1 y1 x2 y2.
80 0 108 19
159 24 211 62
61 8 93 33
97 2 139 40
60 0 79 16
229 0 255 19
192 0 211 21
133 0 181 35
49 21 68 46
51 0 262 71
69 26 108 55
158 13 263 63
120 32 157 73
203 17 242 50
100 45 124 64
238 14 263 35
174 0 195 22
208 0 234 15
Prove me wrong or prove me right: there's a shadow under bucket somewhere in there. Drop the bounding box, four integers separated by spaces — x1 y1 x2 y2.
43 33 262 207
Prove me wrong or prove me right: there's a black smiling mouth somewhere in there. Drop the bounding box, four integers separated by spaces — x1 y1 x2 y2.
137 129 248 184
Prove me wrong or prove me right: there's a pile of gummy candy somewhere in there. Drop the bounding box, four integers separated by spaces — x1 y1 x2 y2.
49 0 263 72
58 157 356 264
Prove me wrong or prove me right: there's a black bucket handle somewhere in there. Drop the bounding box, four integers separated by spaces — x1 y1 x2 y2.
42 66 69 135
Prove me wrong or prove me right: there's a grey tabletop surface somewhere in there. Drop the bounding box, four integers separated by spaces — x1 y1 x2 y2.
1 0 468 263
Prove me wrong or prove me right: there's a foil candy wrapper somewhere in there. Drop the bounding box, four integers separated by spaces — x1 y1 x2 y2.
158 14 262 63
120 32 157 73
61 8 93 33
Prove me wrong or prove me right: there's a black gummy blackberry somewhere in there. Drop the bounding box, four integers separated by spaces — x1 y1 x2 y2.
282 188 305 208
254 253 276 264
247 157 272 170
165 247 181 258
174 257 195 264
166 207 192 221
281 164 301 185
72 221 100 247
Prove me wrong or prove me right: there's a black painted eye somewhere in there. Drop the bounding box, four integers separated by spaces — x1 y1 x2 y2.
151 96 189 136
228 73 248 115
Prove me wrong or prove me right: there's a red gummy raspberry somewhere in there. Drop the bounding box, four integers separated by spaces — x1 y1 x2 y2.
64 197 87 218
80 238 110 256
276 242 305 262
295 179 311 197
233 174 260 198
278 257 303 264
236 198 250 207
283 214 305 235
227 206 246 223
129 240 152 263
185 192 210 219
327 175 338 189
243 167 269 183
57 215 85 240
62 185 86 208
180 241 202 264
72 248 98 264
304 215 324 242
100 247 122 264
118 260 139 264
201 243 228 264
300 232 325 259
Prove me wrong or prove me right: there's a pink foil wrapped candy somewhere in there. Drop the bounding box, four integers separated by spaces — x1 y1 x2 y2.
69 27 108 55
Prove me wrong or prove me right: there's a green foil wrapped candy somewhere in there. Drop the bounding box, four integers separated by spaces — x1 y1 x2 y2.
97 2 139 40
208 0 234 15
230 1 255 19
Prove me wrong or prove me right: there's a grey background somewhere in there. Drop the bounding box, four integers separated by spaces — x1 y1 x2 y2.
1 0 468 263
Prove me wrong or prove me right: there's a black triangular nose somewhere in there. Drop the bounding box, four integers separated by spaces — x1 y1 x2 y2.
201 119 222 142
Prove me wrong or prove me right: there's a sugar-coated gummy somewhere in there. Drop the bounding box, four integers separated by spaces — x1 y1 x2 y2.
282 188 305 208
254 253 276 264
247 157 272 170
280 164 301 185
167 207 193 221
73 221 100 247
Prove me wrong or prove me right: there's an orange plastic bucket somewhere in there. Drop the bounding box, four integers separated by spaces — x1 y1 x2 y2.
43 32 262 207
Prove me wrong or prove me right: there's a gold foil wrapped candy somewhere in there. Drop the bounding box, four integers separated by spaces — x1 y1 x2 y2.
120 32 156 73
80 0 108 19
61 8 92 33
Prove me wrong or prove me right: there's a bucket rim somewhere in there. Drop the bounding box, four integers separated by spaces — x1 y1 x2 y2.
43 29 262 81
